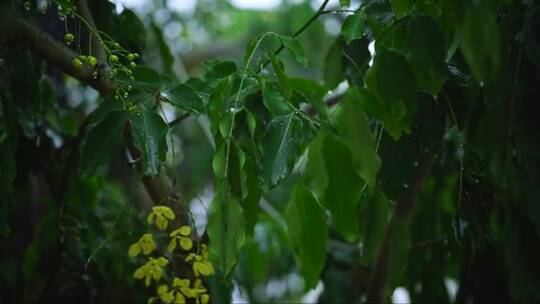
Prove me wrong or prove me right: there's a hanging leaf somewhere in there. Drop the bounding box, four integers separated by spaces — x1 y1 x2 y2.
322 133 364 243
207 181 246 279
364 50 418 139
341 12 365 44
391 0 414 19
459 6 501 82
78 111 130 178
151 23 175 76
285 183 328 290
324 38 346 89
162 83 205 115
305 131 329 199
268 51 292 100
241 156 262 237
261 80 291 116
130 111 169 177
289 78 328 119
279 35 308 67
406 16 447 95
335 89 381 186
260 113 304 189
204 60 237 80
87 98 124 128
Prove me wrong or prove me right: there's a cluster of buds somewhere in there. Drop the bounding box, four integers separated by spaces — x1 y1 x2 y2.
72 55 98 70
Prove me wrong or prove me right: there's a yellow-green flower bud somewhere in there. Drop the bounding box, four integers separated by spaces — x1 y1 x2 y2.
72 58 83 69
64 33 74 45
87 56 98 67
109 54 119 63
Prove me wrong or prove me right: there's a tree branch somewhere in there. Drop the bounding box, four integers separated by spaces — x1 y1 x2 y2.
0 9 114 95
0 8 187 224
366 150 435 303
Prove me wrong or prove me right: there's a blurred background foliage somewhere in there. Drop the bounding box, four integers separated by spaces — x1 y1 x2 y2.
1 0 540 303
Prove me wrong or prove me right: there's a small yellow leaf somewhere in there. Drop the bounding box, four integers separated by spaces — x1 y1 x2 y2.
134 267 145 279
156 215 168 230
156 257 169 267
174 292 186 304
128 243 141 257
161 207 175 220
194 261 215 277
167 238 177 252
179 225 191 236
179 237 193 251
147 213 155 225
201 294 210 304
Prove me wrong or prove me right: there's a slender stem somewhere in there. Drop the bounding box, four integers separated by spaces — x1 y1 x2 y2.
257 0 330 72
320 9 357 15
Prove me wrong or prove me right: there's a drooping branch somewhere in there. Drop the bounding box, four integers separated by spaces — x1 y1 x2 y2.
0 9 114 95
0 7 189 224
366 150 435 302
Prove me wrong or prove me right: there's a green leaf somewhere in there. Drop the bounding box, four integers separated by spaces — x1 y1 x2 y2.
207 181 246 279
87 98 124 128
341 13 365 44
335 89 381 186
340 0 351 7
324 38 346 89
305 132 329 199
162 83 205 115
285 183 328 290
362 189 389 265
261 80 291 116
406 16 447 95
260 113 304 189
364 50 418 139
350 86 384 121
279 35 308 67
391 0 414 19
78 111 130 178
242 156 262 237
204 60 237 80
151 23 175 76
289 78 328 119
130 111 168 177
122 66 164 92
322 133 364 243
459 6 501 82
268 51 292 100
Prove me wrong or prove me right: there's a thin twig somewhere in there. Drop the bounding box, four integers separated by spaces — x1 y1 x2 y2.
257 0 331 72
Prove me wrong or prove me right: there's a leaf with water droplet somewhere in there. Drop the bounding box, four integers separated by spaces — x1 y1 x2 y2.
260 113 304 189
